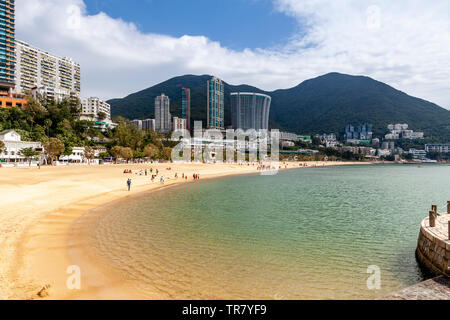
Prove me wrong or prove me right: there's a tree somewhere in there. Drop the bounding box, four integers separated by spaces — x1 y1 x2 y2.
0 141 5 155
144 144 158 159
20 147 39 166
99 152 110 159
111 146 123 164
162 147 173 161
43 138 65 165
121 147 134 163
84 146 95 165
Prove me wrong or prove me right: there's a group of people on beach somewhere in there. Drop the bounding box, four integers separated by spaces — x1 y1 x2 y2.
125 166 203 191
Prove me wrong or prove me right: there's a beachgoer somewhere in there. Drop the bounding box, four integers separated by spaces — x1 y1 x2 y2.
127 178 132 191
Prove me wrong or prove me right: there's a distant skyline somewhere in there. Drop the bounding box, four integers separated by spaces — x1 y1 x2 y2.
16 0 450 110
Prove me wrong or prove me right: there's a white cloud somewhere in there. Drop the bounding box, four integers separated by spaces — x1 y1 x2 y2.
16 0 450 109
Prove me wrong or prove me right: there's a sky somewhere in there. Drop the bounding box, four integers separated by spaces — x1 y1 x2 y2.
15 0 450 110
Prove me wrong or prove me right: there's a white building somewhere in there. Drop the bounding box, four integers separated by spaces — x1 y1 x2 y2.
81 97 111 122
172 117 187 131
385 123 424 140
155 94 171 133
409 148 427 160
15 40 81 101
0 130 43 166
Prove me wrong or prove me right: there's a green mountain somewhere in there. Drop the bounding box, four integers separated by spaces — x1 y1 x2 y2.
108 73 450 141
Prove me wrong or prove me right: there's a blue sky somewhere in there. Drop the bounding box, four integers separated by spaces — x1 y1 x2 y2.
16 0 450 108
83 0 298 50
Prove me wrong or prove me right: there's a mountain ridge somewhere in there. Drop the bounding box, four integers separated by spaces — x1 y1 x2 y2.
108 73 450 141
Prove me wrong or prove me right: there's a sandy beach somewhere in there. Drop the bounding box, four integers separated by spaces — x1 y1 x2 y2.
0 161 368 300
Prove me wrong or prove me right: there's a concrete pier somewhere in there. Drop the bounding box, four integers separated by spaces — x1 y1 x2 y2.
416 202 450 277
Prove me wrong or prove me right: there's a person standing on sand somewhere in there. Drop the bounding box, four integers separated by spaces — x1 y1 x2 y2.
127 178 132 191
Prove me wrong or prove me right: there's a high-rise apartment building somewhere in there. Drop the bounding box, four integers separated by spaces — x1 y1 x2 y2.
181 88 190 131
231 92 271 131
131 119 156 131
81 97 111 122
15 40 81 101
0 0 28 108
207 77 224 129
0 0 15 90
155 94 171 133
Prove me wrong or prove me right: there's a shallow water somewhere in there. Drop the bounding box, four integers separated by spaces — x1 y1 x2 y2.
89 164 450 299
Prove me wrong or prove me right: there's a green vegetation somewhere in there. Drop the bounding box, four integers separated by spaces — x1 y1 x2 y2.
0 97 175 164
108 73 450 142
19 147 39 166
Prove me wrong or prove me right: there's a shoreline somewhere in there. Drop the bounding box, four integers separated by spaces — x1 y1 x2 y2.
2 161 368 299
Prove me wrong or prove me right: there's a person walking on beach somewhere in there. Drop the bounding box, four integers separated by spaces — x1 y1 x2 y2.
127 178 132 191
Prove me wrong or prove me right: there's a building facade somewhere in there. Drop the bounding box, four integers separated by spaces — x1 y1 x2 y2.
131 119 155 131
142 119 155 131
81 97 111 122
155 94 171 133
207 77 224 129
230 92 271 131
0 1 28 108
182 88 191 131
426 144 450 154
0 130 43 165
15 40 81 101
0 0 15 90
172 117 187 131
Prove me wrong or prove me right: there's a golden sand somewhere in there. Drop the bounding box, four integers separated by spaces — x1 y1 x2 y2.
0 161 367 299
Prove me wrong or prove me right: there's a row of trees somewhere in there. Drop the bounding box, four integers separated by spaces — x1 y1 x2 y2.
0 97 176 165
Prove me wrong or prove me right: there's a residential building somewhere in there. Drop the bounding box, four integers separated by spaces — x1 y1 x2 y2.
0 1 28 109
207 77 224 129
0 130 43 165
0 0 15 90
385 123 424 140
155 94 171 133
131 119 156 131
345 123 373 140
230 92 271 131
172 117 187 131
279 132 298 141
142 119 155 131
426 144 450 154
182 88 191 131
15 40 81 101
81 97 111 122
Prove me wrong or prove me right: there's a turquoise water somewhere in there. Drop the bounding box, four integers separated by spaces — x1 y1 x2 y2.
90 164 450 299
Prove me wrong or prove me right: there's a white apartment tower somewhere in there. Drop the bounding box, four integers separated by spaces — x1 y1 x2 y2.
81 97 111 122
155 94 171 133
14 40 81 101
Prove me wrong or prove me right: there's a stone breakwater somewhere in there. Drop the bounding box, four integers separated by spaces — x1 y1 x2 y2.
416 202 450 276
